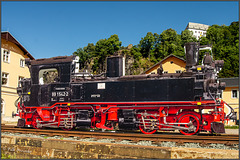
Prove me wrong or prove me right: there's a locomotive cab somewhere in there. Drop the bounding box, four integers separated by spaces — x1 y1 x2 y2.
18 56 77 107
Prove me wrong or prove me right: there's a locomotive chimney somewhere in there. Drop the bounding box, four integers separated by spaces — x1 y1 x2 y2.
184 42 200 70
106 56 125 77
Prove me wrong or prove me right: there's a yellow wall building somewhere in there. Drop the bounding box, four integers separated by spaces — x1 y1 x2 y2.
1 32 34 122
144 54 186 74
219 77 239 125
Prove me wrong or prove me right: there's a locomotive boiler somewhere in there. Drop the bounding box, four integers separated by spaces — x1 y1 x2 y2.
14 42 235 135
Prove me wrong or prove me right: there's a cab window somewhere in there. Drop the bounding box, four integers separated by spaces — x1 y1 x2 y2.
39 68 59 85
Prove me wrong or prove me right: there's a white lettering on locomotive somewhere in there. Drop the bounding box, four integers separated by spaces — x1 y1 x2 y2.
59 97 65 101
91 94 100 98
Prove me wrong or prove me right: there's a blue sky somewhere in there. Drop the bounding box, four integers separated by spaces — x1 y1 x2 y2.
1 1 239 59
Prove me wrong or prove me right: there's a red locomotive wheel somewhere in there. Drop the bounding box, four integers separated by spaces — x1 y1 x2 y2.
138 115 158 134
61 127 72 131
178 114 200 135
32 114 41 129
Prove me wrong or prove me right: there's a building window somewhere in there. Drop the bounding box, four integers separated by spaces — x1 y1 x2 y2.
3 49 10 63
163 71 168 74
231 89 238 98
176 70 182 73
20 59 25 67
2 72 9 86
1 99 5 115
18 76 24 87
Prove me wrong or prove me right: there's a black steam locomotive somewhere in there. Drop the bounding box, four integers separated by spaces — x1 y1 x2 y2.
15 42 235 135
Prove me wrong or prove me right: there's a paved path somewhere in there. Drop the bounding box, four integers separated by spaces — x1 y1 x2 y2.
225 129 239 135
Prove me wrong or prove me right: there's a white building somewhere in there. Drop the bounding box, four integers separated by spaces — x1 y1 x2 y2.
185 22 210 40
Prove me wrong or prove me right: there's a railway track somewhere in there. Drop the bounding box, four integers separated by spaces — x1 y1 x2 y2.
1 124 239 146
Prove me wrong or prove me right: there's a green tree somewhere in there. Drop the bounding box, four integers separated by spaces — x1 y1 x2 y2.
139 32 160 61
72 22 239 77
199 36 210 45
93 34 122 73
73 43 95 71
206 22 239 77
155 28 184 59
181 30 197 46
130 45 142 61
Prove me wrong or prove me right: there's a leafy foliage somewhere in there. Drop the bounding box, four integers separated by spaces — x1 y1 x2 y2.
206 22 239 77
73 21 239 77
181 30 198 45
73 35 122 74
93 34 122 73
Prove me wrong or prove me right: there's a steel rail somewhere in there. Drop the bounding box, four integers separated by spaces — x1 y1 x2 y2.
1 125 238 146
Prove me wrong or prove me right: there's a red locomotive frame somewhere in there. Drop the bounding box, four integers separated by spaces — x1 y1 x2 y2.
16 99 227 135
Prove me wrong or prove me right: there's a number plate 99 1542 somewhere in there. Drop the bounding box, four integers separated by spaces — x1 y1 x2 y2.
52 91 69 97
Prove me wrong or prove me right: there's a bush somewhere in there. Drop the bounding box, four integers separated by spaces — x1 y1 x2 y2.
224 125 239 129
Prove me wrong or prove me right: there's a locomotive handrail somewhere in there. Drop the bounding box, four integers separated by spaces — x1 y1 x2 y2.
46 104 98 114
14 96 21 108
101 103 222 114
224 101 236 120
